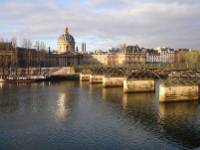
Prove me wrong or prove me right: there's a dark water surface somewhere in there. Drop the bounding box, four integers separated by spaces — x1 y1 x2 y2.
0 81 200 150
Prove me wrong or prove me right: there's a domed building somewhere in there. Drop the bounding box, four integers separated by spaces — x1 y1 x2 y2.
57 27 75 54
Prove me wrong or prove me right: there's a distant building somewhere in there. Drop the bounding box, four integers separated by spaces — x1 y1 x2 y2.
174 49 190 63
160 48 175 63
146 49 160 63
146 48 175 64
0 42 17 68
0 42 17 76
119 45 146 64
82 43 87 53
82 45 146 65
56 26 83 66
57 27 75 54
16 47 82 68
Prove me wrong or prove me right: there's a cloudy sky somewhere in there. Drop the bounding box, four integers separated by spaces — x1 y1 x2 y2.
0 0 200 50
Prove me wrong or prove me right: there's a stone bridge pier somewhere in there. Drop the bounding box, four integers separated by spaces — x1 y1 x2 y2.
159 79 200 103
80 73 90 81
103 76 125 88
78 66 200 102
89 74 104 84
123 78 155 93
122 72 158 93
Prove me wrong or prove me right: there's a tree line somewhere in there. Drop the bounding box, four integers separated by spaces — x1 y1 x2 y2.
0 37 49 76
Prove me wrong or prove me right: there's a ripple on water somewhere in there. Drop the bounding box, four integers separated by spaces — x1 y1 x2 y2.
0 82 200 150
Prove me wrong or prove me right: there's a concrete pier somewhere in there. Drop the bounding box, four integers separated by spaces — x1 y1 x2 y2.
80 74 90 81
159 84 199 102
103 77 125 88
123 79 155 93
89 75 104 84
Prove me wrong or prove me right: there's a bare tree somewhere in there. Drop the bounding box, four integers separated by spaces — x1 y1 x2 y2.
21 38 32 76
11 37 17 48
10 37 18 76
120 43 127 53
0 37 4 42
34 41 47 74
40 41 46 50
21 38 32 49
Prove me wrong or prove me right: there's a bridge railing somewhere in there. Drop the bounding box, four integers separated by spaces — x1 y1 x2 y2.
75 63 200 72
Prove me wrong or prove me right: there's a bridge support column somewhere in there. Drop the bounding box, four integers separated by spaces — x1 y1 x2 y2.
80 73 90 81
123 79 155 93
159 83 199 102
89 75 104 84
103 77 125 88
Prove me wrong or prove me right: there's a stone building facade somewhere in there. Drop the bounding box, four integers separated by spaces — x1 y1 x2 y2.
0 42 17 76
174 49 190 63
82 45 146 65
16 47 82 68
146 48 175 64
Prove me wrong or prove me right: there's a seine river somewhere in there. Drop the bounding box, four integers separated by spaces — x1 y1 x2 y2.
0 81 200 150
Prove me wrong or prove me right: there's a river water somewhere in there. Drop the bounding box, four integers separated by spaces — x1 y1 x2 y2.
0 81 200 150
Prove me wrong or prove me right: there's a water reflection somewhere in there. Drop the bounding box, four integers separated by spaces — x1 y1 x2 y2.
158 102 200 149
79 81 89 88
56 93 70 122
101 87 200 149
0 85 19 113
1 81 200 150
0 82 4 89
122 93 155 111
121 93 159 133
89 84 102 95
159 102 198 122
0 96 19 113
102 88 123 104
54 81 77 122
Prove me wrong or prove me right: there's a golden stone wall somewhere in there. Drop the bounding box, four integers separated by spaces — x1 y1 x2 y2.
87 53 146 65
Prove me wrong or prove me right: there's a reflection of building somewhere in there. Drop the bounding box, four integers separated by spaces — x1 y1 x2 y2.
0 90 19 113
159 102 198 126
0 82 4 88
122 93 154 110
57 27 75 54
56 93 70 121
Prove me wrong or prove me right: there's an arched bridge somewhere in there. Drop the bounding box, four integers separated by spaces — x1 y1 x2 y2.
78 66 171 80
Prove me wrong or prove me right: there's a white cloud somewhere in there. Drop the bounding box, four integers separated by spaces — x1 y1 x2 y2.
0 0 200 50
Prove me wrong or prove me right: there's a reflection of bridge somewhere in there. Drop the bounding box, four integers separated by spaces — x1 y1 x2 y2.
88 84 200 149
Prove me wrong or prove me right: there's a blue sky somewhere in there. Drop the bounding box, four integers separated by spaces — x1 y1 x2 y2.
0 0 200 51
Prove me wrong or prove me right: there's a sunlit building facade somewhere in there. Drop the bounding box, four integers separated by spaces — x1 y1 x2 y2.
57 27 75 54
